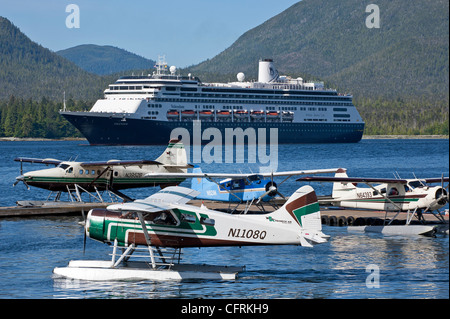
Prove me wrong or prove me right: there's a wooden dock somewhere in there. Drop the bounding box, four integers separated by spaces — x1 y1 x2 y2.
0 201 109 218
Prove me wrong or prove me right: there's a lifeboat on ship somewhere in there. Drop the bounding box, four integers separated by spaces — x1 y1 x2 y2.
181 110 196 118
199 110 214 118
250 110 264 119
233 110 248 119
266 111 280 119
167 110 179 119
216 110 231 118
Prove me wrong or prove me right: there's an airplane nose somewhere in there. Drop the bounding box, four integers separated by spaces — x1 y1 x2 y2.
435 188 448 206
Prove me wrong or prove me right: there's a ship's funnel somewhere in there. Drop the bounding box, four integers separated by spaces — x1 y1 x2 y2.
258 59 279 83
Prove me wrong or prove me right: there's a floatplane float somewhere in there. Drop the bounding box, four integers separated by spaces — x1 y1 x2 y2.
53 185 328 281
13 139 190 203
297 169 449 236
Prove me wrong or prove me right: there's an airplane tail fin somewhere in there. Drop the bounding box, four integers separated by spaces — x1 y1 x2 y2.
332 168 355 199
273 185 328 247
155 139 190 169
190 166 204 192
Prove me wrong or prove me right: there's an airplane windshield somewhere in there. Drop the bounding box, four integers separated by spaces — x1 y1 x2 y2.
247 175 261 182
409 181 426 188
58 164 70 170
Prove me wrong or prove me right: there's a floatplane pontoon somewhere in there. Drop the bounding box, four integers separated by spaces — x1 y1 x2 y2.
53 185 329 281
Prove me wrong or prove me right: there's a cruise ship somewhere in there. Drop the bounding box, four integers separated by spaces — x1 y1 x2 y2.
60 57 364 145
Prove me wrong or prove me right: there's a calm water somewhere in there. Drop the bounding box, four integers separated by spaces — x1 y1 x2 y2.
0 139 448 299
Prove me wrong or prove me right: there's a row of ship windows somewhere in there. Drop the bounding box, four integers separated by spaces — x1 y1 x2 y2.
154 98 353 107
178 92 351 102
106 87 351 102
107 96 353 108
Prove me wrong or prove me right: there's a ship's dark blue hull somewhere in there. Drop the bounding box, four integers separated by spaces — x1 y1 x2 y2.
61 113 364 145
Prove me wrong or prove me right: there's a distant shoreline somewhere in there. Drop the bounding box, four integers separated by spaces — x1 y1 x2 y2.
0 135 448 142
361 135 449 139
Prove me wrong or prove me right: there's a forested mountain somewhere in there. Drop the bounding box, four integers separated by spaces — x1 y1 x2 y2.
57 45 155 75
0 17 107 101
187 0 449 100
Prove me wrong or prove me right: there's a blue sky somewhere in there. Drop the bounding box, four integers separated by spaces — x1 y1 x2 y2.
1 0 300 67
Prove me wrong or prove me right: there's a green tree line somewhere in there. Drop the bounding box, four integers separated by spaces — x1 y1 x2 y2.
0 95 448 138
356 97 449 135
0 96 90 138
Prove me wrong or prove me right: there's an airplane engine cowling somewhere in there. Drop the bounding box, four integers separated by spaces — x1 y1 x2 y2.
86 208 109 243
436 188 448 206
265 181 278 197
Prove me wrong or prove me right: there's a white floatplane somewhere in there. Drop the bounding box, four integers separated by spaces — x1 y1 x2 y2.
14 139 191 202
53 185 328 281
297 169 449 236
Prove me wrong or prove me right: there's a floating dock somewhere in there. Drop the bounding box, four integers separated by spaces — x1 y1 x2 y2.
0 201 109 218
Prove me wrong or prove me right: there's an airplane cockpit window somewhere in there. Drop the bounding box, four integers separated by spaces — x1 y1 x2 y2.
121 211 138 219
58 164 70 170
145 210 177 225
66 167 73 174
120 211 177 226
408 181 425 189
247 175 260 182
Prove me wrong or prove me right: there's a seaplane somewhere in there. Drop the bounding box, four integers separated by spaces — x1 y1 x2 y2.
53 185 329 281
145 166 341 210
13 139 191 202
297 168 449 236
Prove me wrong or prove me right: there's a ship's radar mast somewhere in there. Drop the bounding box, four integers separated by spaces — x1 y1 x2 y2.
155 55 168 75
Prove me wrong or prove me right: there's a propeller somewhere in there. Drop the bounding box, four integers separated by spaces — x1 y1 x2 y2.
424 174 448 212
435 173 448 206
13 175 30 189
256 172 286 204
81 209 87 254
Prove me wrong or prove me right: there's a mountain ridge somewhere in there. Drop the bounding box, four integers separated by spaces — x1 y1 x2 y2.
56 44 155 75
0 16 106 101
187 0 449 100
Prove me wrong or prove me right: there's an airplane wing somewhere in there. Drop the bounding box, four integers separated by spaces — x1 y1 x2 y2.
107 186 199 213
79 160 163 167
296 176 408 184
14 157 62 166
423 177 449 184
145 186 200 204
145 168 342 180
